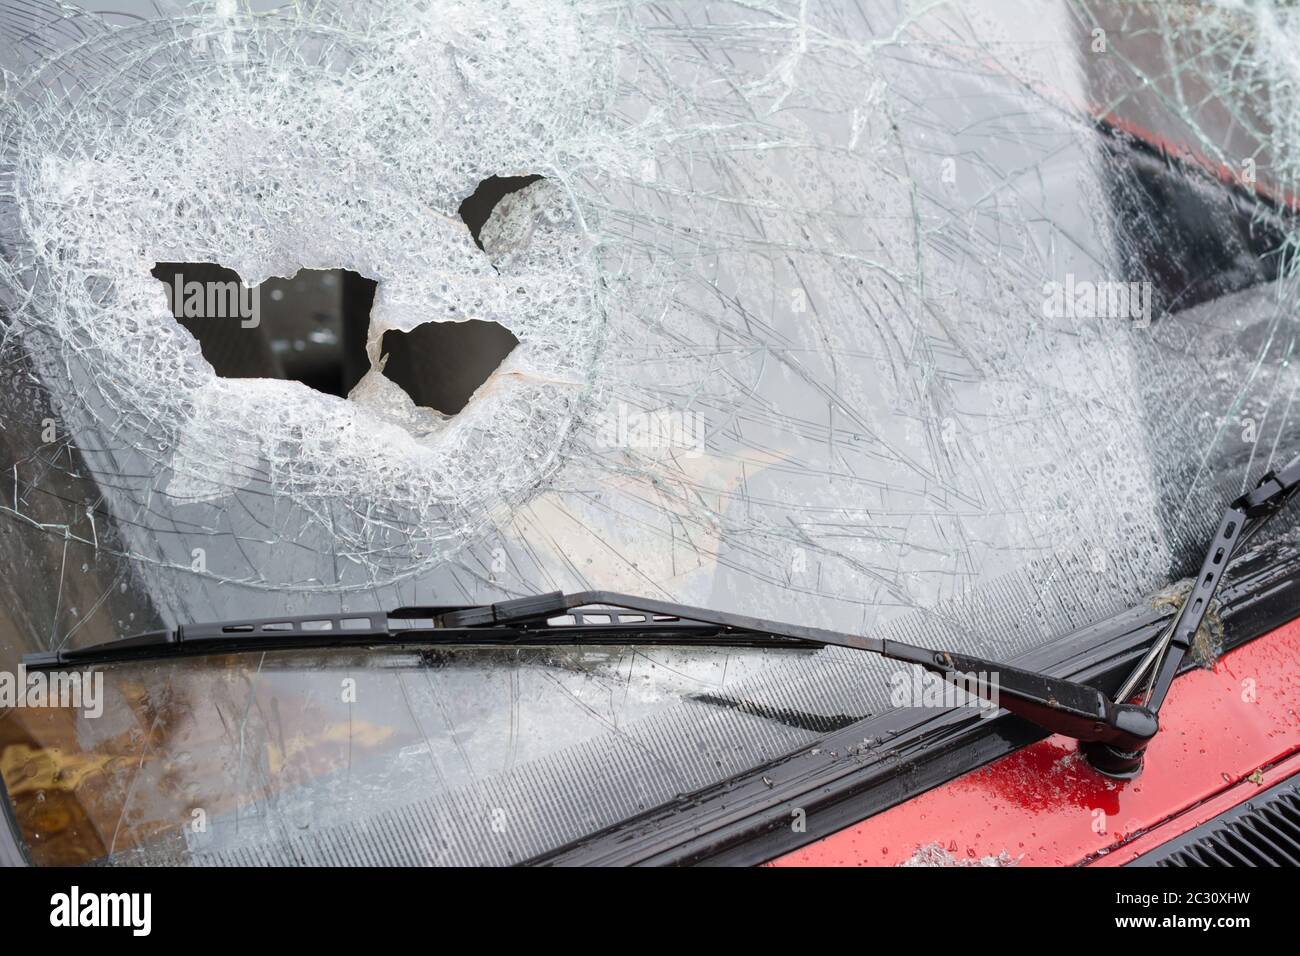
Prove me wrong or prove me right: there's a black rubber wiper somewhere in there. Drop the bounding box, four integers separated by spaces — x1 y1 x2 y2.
22 454 1300 778
1091 451 1300 771
25 587 1160 760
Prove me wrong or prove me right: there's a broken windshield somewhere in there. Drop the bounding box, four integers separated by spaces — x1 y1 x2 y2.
1 0 1298 865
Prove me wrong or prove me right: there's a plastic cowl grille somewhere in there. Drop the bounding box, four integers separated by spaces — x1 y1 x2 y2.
1131 776 1300 867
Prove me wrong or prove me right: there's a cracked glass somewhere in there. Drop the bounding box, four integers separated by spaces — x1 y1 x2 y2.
1 0 1298 865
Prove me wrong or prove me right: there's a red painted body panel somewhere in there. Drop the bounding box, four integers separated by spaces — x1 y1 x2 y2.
770 618 1300 867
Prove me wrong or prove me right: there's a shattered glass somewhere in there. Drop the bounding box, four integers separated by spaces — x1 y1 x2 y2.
0 0 1297 865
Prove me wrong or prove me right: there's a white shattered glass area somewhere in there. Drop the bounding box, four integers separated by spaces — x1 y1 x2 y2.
4 0 609 564
0 0 1297 865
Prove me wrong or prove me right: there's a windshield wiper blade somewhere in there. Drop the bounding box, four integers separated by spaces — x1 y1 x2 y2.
21 599 817 669
1087 451 1300 773
22 592 1157 767
22 453 1300 778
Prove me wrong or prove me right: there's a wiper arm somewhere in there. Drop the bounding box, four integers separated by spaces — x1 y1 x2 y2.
22 454 1300 778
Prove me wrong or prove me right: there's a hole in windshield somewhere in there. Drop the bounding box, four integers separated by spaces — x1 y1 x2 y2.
378 321 518 416
459 174 543 249
151 263 375 396
152 262 517 415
